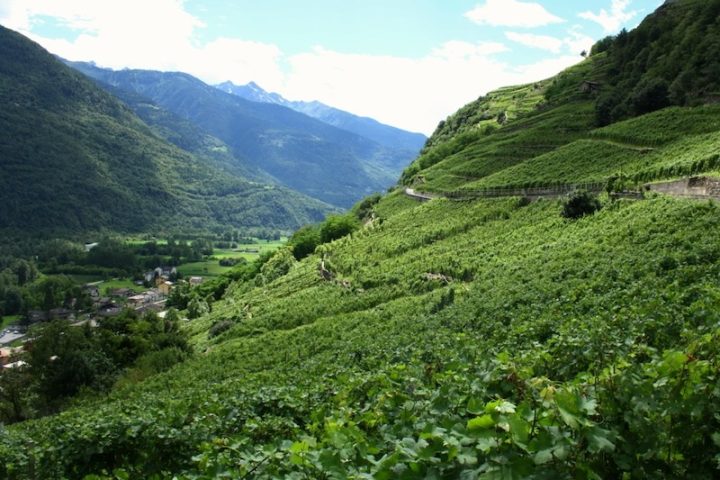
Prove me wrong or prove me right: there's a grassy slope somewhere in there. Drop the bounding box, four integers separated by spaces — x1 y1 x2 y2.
401 58 603 192
4 195 720 478
462 105 720 190
404 28 720 195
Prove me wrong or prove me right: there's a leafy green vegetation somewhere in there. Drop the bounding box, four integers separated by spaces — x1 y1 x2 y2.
0 315 19 329
561 190 602 219
455 105 720 191
0 311 188 424
3 196 720 478
592 0 720 125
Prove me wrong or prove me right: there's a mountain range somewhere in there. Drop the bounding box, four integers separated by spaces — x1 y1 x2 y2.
0 25 331 235
68 63 425 208
215 80 426 152
0 24 426 237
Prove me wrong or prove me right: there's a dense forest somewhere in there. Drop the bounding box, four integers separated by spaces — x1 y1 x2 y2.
592 0 720 125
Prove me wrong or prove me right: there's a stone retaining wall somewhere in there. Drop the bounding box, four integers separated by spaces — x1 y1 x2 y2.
647 177 720 198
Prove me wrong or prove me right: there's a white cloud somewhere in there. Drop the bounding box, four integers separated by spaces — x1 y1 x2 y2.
512 54 585 80
505 32 564 53
0 0 287 92
564 27 596 56
579 0 638 33
284 42 519 133
188 39 286 90
431 40 509 59
465 0 564 28
282 42 582 134
0 0 586 135
506 27 595 56
1 0 202 40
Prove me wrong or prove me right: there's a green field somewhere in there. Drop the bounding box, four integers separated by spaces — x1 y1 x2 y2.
68 274 105 284
125 238 169 246
178 241 286 278
176 261 232 278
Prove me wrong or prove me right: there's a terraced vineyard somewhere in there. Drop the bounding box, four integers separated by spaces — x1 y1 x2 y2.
3 195 720 478
460 106 720 191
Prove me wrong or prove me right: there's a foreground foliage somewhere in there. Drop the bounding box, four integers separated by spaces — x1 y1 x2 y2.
3 2 720 477
0 310 189 425
2 196 720 478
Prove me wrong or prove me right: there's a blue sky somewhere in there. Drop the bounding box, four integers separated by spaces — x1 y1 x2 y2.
0 0 663 134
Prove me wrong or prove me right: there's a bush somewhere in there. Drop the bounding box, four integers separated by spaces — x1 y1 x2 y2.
134 347 187 374
320 214 360 244
219 257 244 267
288 225 321 260
630 78 670 116
258 248 296 284
562 190 602 219
187 297 209 319
352 193 382 221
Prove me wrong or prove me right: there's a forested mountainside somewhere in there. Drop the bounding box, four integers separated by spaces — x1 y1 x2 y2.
68 62 413 208
3 1 720 478
0 26 331 235
99 83 272 183
216 80 427 152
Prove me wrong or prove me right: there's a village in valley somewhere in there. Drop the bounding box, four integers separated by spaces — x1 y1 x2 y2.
0 266 204 370
0 235 285 371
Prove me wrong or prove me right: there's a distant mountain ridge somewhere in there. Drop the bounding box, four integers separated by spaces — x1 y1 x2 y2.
0 25 331 235
69 63 418 208
215 81 427 152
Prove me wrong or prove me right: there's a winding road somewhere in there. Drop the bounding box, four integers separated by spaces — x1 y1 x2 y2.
404 176 720 203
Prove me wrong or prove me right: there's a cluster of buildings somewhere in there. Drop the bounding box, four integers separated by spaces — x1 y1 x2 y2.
0 267 205 372
83 268 205 318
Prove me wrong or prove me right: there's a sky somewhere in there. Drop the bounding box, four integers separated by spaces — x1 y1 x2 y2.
0 0 663 135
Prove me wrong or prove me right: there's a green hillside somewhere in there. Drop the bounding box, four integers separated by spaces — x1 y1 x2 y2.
592 0 720 125
403 0 720 194
0 26 331 236
400 58 602 191
99 82 272 183
461 105 720 190
68 62 413 208
3 1 720 478
4 195 720 478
